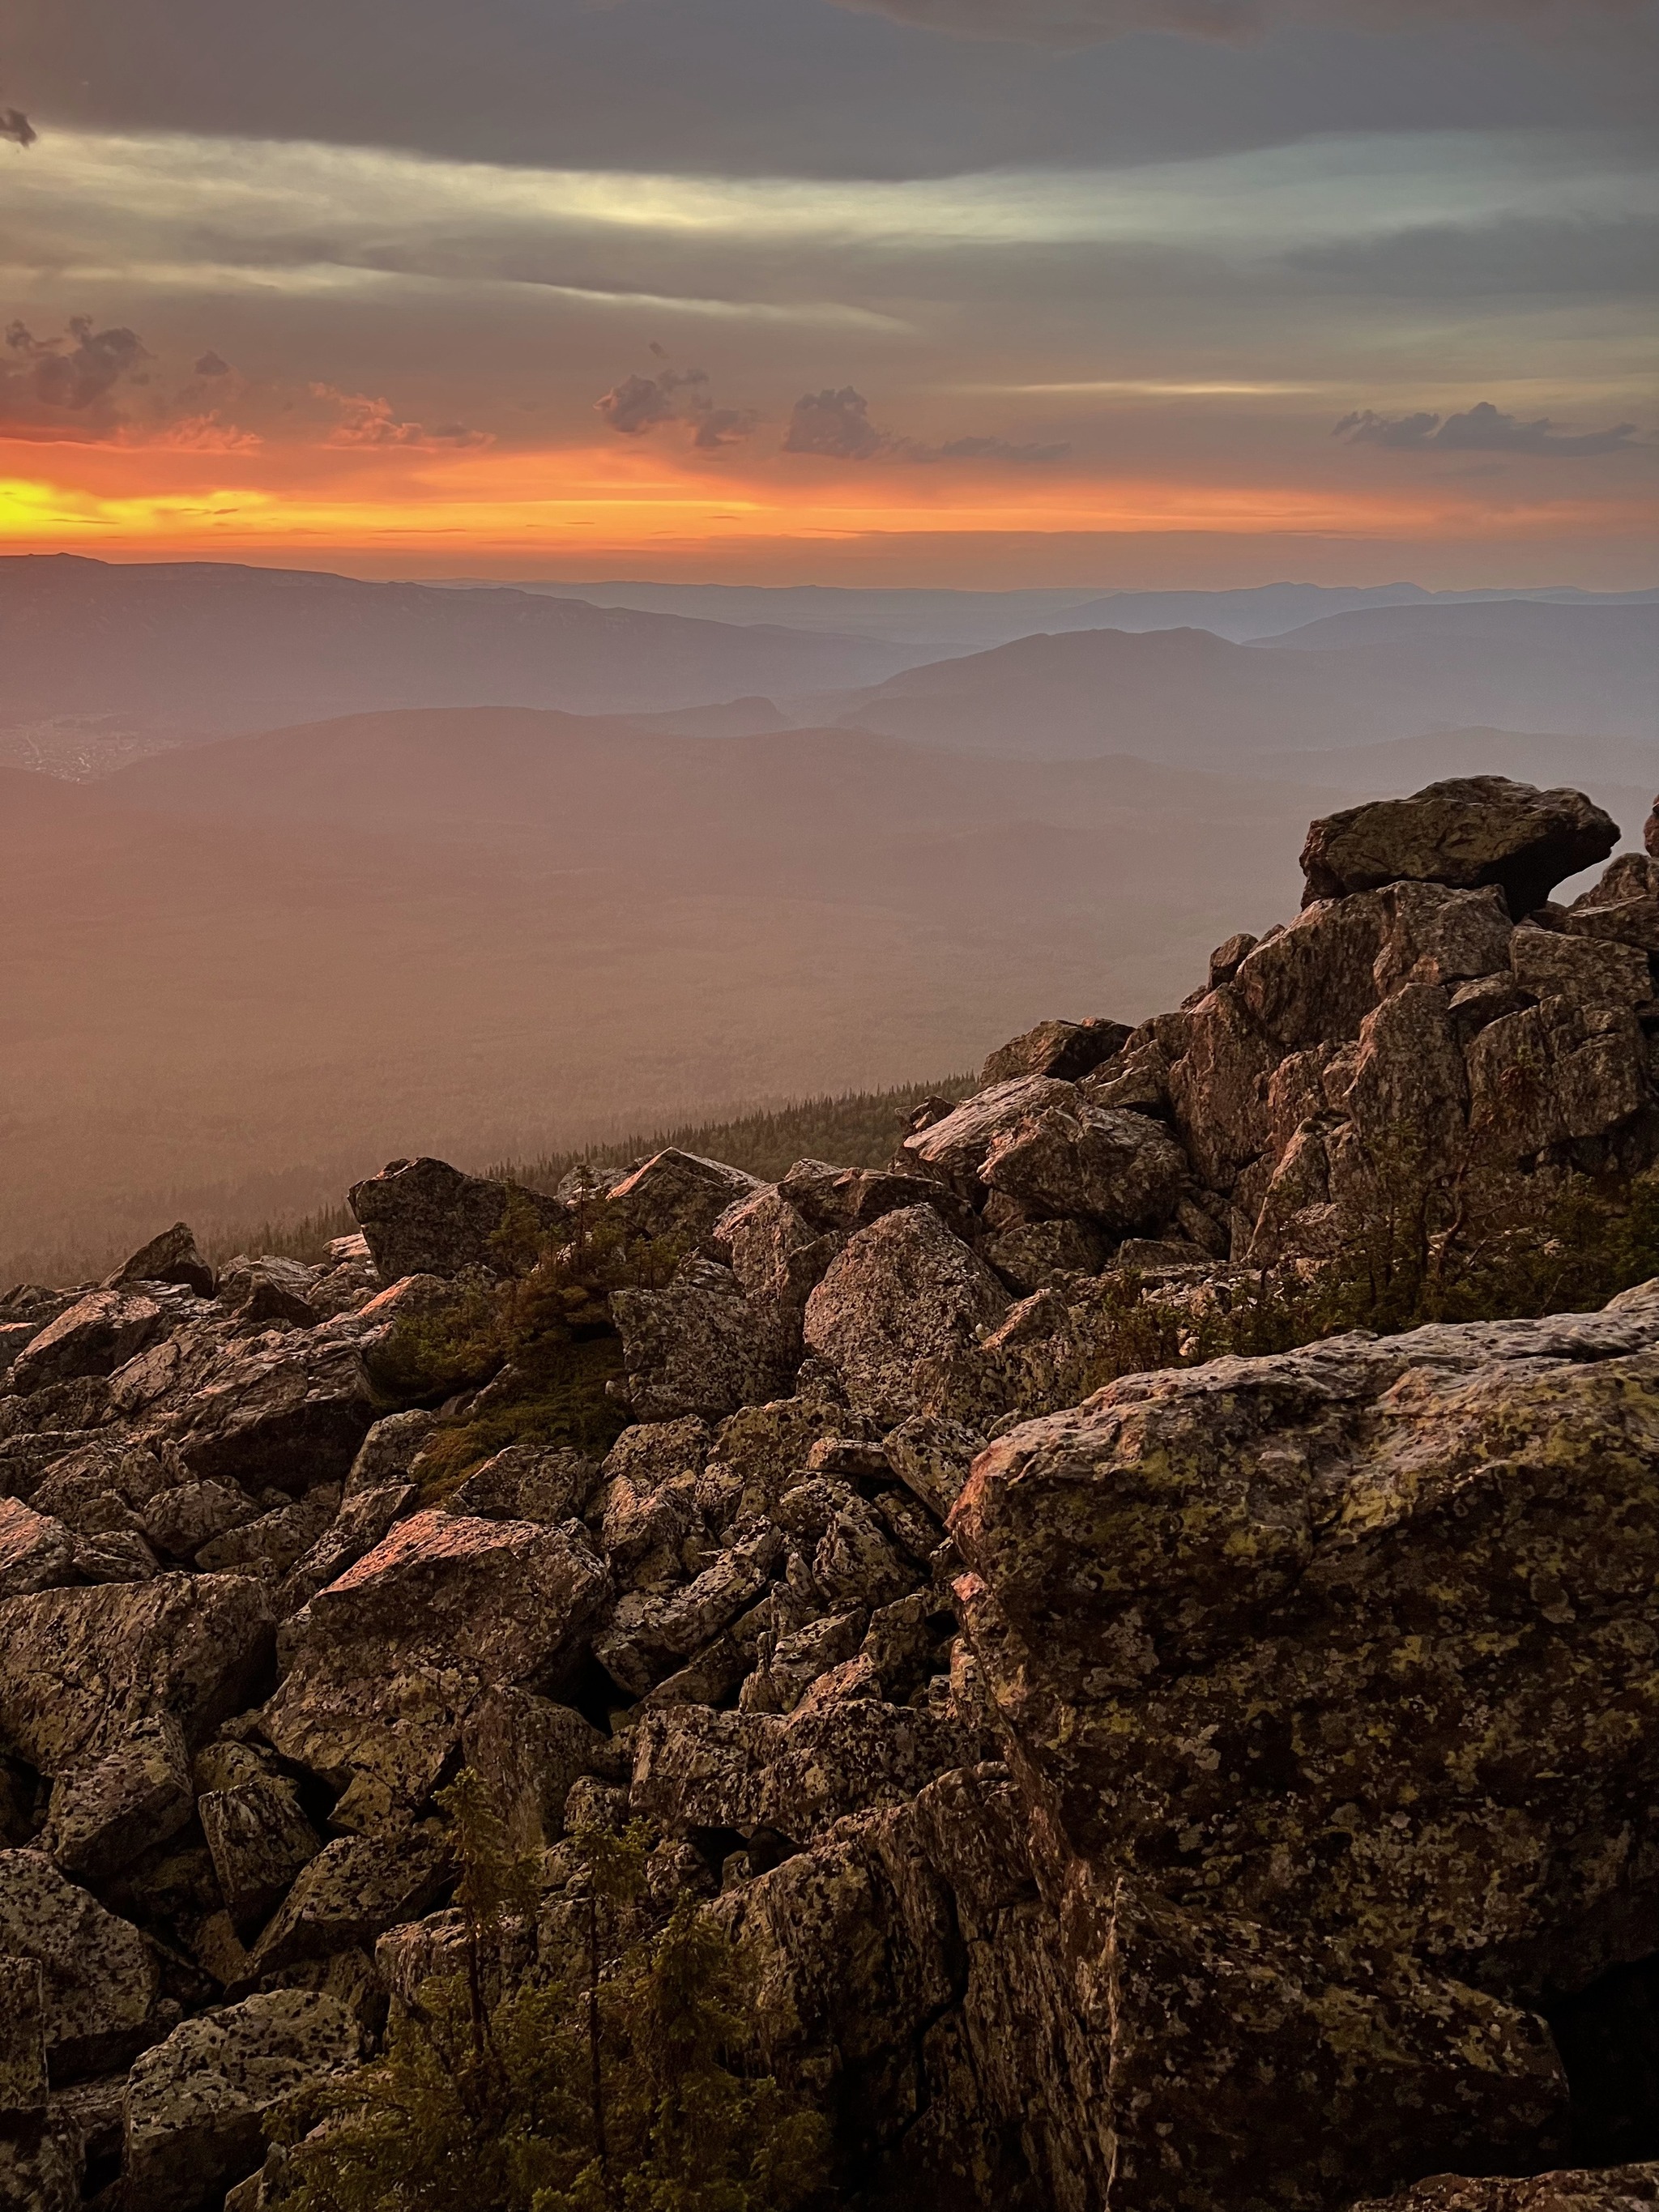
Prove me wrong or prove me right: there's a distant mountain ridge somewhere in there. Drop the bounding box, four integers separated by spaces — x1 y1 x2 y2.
829 604 1659 762
0 554 927 736
442 574 1659 650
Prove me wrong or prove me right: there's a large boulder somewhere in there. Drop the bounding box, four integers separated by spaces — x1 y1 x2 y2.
347 1156 563 1279
717 1762 1563 2212
900 1076 1075 1199
161 1333 378 1494
0 1573 274 1783
778 1159 979 1241
246 1826 447 1972
198 1773 322 1924
603 1149 762 1247
978 1097 1188 1234
7 1287 173 1396
1300 777 1617 916
804 1207 1009 1425
1352 2173 1659 2212
122 1988 360 2212
611 1262 797 1422
979 1018 1131 1087
263 1508 609 1826
0 1498 76 1599
39 1710 194 1881
104 1222 215 1298
952 1284 1659 2003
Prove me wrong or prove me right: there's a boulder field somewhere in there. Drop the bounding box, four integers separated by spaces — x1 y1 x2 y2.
4 776 1659 2210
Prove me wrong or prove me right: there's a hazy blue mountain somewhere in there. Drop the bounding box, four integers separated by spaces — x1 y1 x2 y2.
0 555 928 737
832 606 1659 762
448 574 1659 652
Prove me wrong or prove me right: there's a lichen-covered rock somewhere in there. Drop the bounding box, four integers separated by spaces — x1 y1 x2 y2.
1301 777 1617 914
0 2127 81 2212
778 1159 978 1240
0 1497 76 1598
0 1573 274 1783
215 1255 319 1328
461 1686 627 1852
247 1828 446 1972
161 1333 378 1494
122 1988 360 2212
982 1217 1106 1292
195 1483 340 1579
0 1954 48 2117
1468 997 1649 1161
341 1407 436 1497
612 1262 797 1422
198 1775 322 1924
40 1711 194 1881
715 1187 843 1311
347 1155 564 1279
953 1284 1659 2001
263 1509 608 1826
446 1443 599 1523
1350 2170 1659 2212
603 1148 762 1247
804 1207 1009 1424
596 1526 783 1697
0 1850 162 2078
979 1017 1131 1087
978 1097 1188 1233
900 1076 1075 1198
8 1287 173 1396
273 1481 414 1619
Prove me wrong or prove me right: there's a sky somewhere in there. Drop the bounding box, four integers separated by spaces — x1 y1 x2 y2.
1 0 1655 586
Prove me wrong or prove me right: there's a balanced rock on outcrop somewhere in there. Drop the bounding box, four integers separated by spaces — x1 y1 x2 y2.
1300 776 1618 914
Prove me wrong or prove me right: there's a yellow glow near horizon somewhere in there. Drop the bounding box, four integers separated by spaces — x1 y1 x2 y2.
2 433 1644 562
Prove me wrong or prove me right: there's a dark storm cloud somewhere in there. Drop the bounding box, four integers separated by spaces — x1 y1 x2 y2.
595 363 760 450
1334 399 1643 455
194 350 232 377
2 316 148 411
783 386 1069 463
0 104 35 147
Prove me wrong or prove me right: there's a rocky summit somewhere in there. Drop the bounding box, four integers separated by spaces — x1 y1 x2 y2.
6 774 1659 2210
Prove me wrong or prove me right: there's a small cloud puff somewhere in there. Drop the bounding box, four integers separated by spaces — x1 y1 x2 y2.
595 363 758 450
312 386 493 450
1334 399 1640 458
1 104 35 149
783 386 1068 464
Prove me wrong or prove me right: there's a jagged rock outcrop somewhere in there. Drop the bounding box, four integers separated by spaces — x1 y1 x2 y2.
6 774 1659 2212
